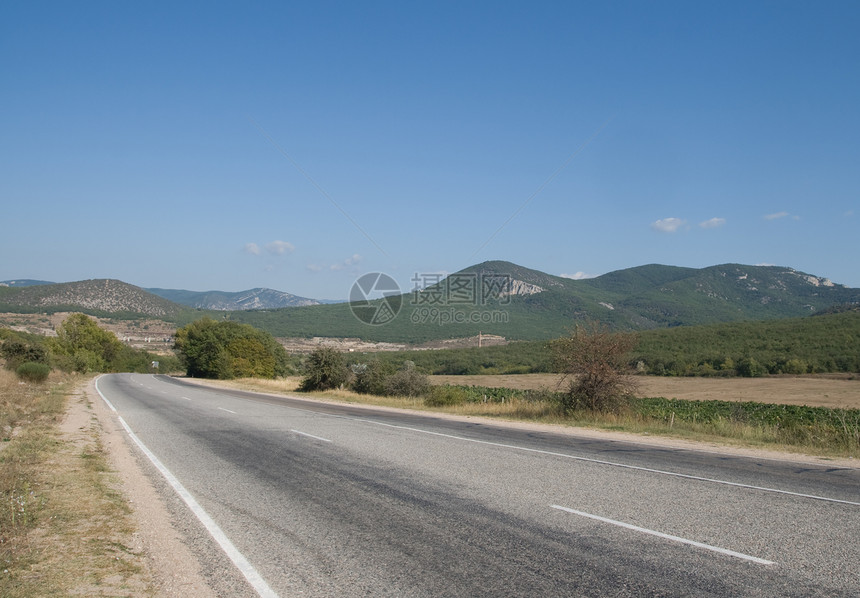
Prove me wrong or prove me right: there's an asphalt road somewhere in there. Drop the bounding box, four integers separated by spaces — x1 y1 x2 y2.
96 373 860 597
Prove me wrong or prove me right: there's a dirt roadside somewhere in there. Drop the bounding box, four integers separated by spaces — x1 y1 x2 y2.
82 378 218 597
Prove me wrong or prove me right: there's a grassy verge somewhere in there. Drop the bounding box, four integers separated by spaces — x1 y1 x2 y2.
0 369 154 597
202 376 860 459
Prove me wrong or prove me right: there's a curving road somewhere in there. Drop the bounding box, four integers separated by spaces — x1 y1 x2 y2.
96 373 860 597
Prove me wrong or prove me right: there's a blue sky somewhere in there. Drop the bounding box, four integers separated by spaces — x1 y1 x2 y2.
2 1 858 299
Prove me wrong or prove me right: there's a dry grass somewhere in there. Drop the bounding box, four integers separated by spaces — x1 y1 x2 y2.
0 369 155 597
429 373 860 409
207 375 303 394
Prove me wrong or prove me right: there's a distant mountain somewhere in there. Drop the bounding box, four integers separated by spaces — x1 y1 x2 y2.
146 287 324 310
0 279 187 318
1 262 857 343
455 260 860 329
0 279 55 287
577 262 857 327
231 261 860 342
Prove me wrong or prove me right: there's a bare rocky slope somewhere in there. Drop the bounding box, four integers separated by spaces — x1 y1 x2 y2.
0 279 186 318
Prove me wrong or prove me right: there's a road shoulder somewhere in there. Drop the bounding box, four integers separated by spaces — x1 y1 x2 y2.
86 376 218 598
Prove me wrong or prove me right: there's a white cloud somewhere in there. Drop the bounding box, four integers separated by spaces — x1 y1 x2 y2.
330 254 362 271
243 243 261 255
699 217 726 229
309 254 363 273
764 211 789 220
265 240 295 255
651 218 686 233
561 271 596 280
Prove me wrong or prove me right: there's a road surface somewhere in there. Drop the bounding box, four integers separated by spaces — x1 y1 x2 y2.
96 373 860 597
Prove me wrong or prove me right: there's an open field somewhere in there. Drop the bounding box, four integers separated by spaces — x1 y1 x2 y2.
429 373 860 409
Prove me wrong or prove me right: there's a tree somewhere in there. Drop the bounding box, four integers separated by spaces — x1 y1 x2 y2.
300 347 350 391
49 313 124 373
551 322 639 413
227 337 275 378
173 318 289 379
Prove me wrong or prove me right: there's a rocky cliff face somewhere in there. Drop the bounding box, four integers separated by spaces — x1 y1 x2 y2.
502 279 544 297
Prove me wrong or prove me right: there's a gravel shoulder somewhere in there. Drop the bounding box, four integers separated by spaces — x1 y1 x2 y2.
84 377 218 598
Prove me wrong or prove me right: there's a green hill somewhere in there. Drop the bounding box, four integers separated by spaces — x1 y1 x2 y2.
230 261 859 342
1 262 856 344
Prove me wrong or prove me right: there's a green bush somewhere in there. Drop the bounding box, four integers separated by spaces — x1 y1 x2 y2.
16 362 51 383
1 337 49 371
781 358 808 375
351 360 395 395
736 357 766 377
424 386 469 407
300 347 351 391
384 361 430 397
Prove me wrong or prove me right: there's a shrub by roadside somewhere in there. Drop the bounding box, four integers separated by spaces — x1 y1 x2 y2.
15 362 50 383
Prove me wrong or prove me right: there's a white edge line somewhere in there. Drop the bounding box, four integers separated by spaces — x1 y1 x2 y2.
290 429 332 443
351 418 860 507
550 505 775 566
94 376 280 598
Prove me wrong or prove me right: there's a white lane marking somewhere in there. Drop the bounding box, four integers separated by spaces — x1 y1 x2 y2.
550 504 775 566
290 429 332 443
218 407 237 414
95 376 280 598
351 418 860 507
181 396 192 401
